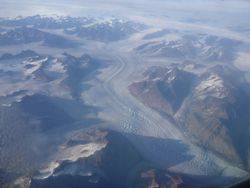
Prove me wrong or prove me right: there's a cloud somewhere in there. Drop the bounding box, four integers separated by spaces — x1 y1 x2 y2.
1 0 250 18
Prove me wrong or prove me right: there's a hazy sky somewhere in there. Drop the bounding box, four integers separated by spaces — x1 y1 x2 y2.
1 0 249 18
0 0 249 43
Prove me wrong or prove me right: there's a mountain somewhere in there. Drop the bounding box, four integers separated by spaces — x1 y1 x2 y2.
29 129 208 188
0 51 99 101
30 129 142 188
0 26 75 48
0 49 38 61
15 50 38 58
0 69 14 76
134 40 186 58
0 53 14 60
129 66 195 118
197 46 234 62
31 57 54 82
133 41 157 51
0 15 94 29
64 19 147 42
134 34 242 62
59 53 100 99
178 41 197 58
0 94 110 188
133 168 209 188
142 29 178 40
171 60 205 70
178 65 250 169
130 65 250 170
20 52 100 99
159 46 186 58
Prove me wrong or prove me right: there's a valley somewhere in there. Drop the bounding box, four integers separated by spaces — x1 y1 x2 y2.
0 7 250 188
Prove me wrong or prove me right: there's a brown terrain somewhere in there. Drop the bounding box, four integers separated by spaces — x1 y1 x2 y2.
180 65 250 169
59 53 100 99
133 168 214 188
30 129 142 188
130 64 250 170
129 66 195 118
134 34 242 63
29 129 207 188
134 169 183 188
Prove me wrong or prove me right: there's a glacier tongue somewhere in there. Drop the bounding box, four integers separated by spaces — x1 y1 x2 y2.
79 40 249 185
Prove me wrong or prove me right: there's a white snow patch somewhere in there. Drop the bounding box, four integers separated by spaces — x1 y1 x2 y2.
36 142 107 179
24 58 48 76
44 59 66 78
2 103 11 106
14 177 30 187
152 77 161 81
168 76 175 81
194 74 226 100
36 161 60 179
185 64 194 69
54 163 106 179
167 69 172 74
172 44 180 48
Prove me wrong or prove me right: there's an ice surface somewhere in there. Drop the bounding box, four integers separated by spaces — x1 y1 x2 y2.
78 40 249 185
0 4 249 185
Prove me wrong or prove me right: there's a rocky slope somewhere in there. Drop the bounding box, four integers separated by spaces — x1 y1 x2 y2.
178 65 250 169
29 129 142 188
0 15 94 29
59 53 100 99
130 64 250 170
129 66 195 118
0 51 100 100
134 34 242 63
133 168 211 188
31 57 54 82
28 129 207 188
0 50 38 61
64 19 147 42
0 26 75 48
171 60 205 70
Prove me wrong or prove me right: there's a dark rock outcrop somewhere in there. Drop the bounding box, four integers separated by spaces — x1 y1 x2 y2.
59 53 100 99
0 50 38 61
133 168 209 188
0 26 75 48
